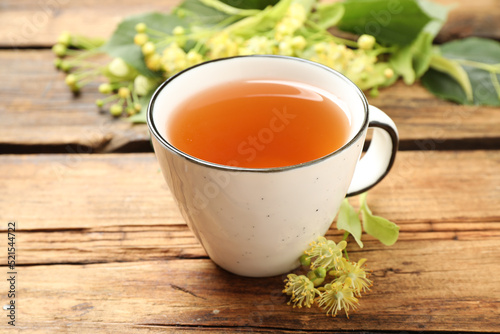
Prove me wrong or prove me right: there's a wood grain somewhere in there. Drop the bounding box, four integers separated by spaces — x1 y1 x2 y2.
1 50 499 152
1 236 499 332
0 50 150 153
0 0 498 48
0 0 178 48
0 151 498 265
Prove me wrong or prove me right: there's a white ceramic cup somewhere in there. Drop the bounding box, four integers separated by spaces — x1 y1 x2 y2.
147 55 398 277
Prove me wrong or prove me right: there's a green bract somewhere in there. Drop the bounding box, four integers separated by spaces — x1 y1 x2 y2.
336 199 363 248
359 193 400 246
336 194 399 247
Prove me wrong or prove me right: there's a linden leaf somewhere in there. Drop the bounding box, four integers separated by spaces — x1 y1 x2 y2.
336 199 363 248
422 37 500 106
338 0 432 46
359 193 399 246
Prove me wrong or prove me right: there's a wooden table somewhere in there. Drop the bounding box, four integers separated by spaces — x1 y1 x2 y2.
1 0 499 332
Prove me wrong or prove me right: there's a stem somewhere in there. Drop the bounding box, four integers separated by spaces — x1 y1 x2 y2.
305 20 358 48
216 14 244 28
145 27 171 38
199 0 261 16
155 37 177 50
74 68 102 78
371 45 398 57
342 232 350 261
429 54 474 103
490 72 500 100
126 83 134 108
454 59 500 73
66 48 101 60
101 94 121 104
72 35 106 50
192 40 205 54
131 84 140 104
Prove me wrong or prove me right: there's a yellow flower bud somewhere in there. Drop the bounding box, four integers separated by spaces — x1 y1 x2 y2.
141 42 156 57
118 87 130 99
57 31 72 46
108 58 130 77
134 33 148 46
135 23 147 33
52 43 67 57
145 53 162 72
292 36 307 49
110 104 123 117
384 68 394 79
173 26 185 36
65 74 77 87
357 34 376 50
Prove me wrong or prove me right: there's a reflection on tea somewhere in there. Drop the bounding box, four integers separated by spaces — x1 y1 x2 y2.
167 80 350 168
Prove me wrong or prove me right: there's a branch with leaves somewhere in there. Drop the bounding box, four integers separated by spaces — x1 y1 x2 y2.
52 0 500 123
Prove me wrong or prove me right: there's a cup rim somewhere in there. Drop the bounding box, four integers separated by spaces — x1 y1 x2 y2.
147 55 369 173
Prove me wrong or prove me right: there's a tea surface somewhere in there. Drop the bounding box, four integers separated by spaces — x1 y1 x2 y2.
167 80 350 168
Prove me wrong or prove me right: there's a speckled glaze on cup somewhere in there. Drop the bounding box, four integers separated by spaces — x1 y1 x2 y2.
148 55 398 277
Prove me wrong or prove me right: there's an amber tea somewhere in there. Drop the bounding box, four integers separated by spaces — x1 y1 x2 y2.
166 79 350 168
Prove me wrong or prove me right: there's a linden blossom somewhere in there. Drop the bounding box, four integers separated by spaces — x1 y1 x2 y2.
236 107 297 163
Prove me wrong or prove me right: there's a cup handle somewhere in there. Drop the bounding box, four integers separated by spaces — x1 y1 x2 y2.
346 105 399 197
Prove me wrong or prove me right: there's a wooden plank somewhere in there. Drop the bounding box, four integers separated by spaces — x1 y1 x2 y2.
367 82 500 150
2 236 499 332
0 0 498 48
0 151 499 265
0 50 150 153
0 0 178 48
1 50 499 151
12 226 500 265
435 0 500 43
1 151 497 228
3 326 342 334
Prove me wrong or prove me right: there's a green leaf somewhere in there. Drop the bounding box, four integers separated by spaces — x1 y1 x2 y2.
418 0 451 37
220 0 279 9
421 68 470 104
224 0 291 37
387 0 449 84
336 199 363 248
175 0 233 26
176 0 278 27
312 2 345 29
389 0 449 83
422 37 500 106
440 37 500 64
425 53 473 103
338 0 432 46
359 193 399 246
390 31 433 84
101 12 188 78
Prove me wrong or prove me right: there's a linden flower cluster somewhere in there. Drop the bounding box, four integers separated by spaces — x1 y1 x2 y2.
132 2 391 87
52 30 161 117
283 236 372 317
52 0 397 120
